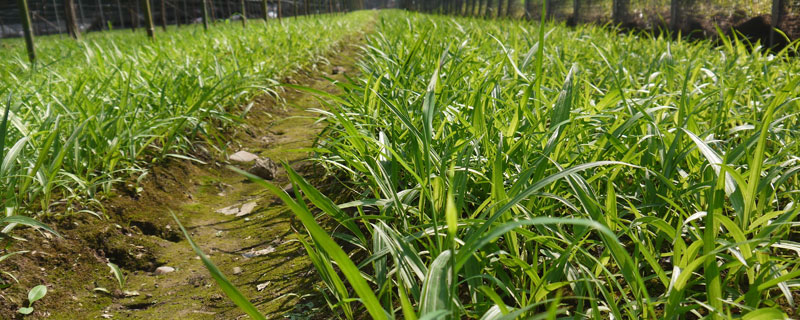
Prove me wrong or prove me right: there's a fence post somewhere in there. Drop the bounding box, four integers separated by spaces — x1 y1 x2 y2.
669 0 679 30
96 0 106 29
469 0 475 16
278 0 282 20
770 0 782 48
241 0 247 26
115 0 124 28
160 0 167 30
129 2 136 31
202 0 210 29
209 0 216 22
77 0 87 24
17 0 36 63
524 0 531 20
573 0 580 23
134 0 141 29
65 0 81 39
143 0 156 38
173 0 181 27
612 0 628 24
182 0 187 25
261 0 268 21
51 0 63 33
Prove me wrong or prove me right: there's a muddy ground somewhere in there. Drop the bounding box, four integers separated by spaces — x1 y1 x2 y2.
0 17 372 320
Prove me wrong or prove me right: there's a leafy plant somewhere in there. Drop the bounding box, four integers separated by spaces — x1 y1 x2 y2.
0 12 372 217
184 9 800 320
17 284 47 315
289 9 799 320
106 262 126 290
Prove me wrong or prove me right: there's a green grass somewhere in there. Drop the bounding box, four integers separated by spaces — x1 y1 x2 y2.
0 12 370 218
269 9 800 319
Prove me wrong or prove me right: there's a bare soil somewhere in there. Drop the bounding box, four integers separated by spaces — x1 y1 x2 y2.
0 17 372 320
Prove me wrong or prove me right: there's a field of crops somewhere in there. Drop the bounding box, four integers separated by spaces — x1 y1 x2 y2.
256 10 800 319
0 13 369 217
2 3 800 319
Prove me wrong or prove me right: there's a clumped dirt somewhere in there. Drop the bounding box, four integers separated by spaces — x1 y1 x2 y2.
0 17 372 319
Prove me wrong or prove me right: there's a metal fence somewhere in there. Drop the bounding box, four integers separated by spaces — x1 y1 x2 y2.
402 0 799 49
0 0 394 38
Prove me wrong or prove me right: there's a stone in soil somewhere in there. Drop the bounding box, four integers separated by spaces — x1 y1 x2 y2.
229 151 259 163
332 66 346 74
154 266 175 275
282 184 295 197
242 246 275 258
248 157 278 180
215 205 239 215
256 281 271 292
236 201 258 217
232 267 243 275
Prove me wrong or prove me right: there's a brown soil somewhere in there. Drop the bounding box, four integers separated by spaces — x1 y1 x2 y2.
0 15 373 320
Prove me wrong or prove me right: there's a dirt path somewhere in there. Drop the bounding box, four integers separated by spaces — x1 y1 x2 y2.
0 19 370 320
108 42 366 319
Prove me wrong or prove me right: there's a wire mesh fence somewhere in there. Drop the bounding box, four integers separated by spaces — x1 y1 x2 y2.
0 0 392 38
402 0 799 48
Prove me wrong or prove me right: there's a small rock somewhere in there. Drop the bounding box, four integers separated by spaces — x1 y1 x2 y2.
232 267 243 275
123 290 140 297
236 202 257 217
155 266 175 275
282 184 295 197
229 151 259 163
248 157 278 180
256 281 271 292
209 293 224 301
242 246 275 258
332 66 346 74
259 136 274 147
215 205 239 216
